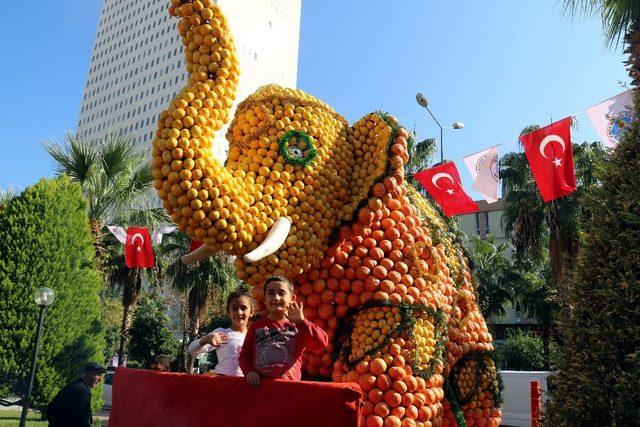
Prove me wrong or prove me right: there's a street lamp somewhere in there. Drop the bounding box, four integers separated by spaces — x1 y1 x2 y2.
19 287 55 427
415 92 464 163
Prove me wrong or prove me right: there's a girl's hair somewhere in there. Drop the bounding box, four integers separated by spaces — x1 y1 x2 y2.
263 275 294 294
226 287 256 312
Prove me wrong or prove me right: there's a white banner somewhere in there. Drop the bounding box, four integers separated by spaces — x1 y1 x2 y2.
463 145 499 203
585 90 634 148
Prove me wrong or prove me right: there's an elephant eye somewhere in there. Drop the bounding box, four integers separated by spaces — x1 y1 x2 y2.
279 130 317 167
287 146 303 158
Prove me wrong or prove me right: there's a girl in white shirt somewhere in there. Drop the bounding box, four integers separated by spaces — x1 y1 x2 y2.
188 289 255 376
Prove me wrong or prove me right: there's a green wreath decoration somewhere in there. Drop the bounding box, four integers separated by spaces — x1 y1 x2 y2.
278 130 317 167
333 300 447 380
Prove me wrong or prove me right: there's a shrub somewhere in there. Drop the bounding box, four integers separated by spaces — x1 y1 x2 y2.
0 177 104 411
498 330 545 371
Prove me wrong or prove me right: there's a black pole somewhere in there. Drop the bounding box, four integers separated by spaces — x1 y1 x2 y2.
424 105 444 164
19 305 46 427
440 126 444 164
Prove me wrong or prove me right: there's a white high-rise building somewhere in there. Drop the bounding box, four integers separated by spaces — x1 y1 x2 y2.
77 0 301 161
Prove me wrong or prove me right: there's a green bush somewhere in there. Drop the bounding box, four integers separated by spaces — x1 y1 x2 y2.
0 177 105 411
498 330 545 371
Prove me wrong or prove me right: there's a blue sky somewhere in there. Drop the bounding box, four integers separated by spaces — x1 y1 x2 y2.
0 1 629 200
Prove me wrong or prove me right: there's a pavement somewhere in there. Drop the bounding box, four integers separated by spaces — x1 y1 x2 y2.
96 408 110 426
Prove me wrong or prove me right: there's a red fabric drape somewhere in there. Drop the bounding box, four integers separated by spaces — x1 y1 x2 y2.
108 368 362 427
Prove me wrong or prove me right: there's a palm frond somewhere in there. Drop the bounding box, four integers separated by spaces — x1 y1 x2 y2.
42 133 97 184
601 0 640 45
99 132 139 181
563 0 640 46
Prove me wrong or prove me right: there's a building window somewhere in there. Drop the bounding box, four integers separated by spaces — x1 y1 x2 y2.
484 212 490 236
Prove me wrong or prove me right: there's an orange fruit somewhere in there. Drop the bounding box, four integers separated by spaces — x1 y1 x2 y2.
374 402 391 418
359 374 377 391
376 373 392 391
384 390 402 407
368 388 384 404
365 415 384 427
384 414 402 427
370 358 388 376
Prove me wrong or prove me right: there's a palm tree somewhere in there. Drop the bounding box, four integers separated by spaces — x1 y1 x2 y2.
405 134 437 196
564 0 640 87
103 207 172 366
467 235 515 320
501 137 607 364
500 129 607 285
160 232 241 371
43 132 154 262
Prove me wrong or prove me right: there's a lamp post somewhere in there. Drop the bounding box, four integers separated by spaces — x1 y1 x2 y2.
415 92 464 164
19 287 55 427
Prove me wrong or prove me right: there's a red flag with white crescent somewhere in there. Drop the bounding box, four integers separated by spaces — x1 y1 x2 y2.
414 162 479 216
189 240 204 252
125 227 154 268
519 117 576 202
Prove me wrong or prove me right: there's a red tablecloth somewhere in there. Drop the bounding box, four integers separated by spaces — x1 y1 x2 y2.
108 368 362 427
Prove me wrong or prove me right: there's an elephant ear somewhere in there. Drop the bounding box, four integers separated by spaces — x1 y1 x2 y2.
339 112 410 221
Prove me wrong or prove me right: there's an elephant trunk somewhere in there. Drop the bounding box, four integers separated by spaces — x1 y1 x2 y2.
153 0 260 261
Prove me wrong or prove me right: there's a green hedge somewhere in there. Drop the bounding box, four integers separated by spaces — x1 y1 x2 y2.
496 330 545 371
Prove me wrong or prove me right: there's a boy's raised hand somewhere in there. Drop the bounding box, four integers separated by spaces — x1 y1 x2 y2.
287 300 305 325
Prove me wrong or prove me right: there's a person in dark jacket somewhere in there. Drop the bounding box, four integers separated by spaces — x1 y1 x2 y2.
46 362 105 427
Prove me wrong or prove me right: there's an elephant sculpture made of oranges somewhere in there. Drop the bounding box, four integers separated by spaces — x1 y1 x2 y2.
152 1 502 426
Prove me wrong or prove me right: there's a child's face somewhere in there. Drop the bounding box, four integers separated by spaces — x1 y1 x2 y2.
228 296 253 329
264 280 293 316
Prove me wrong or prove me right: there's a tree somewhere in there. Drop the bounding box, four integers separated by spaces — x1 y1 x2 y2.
500 138 606 367
102 207 172 366
405 134 437 195
100 292 123 366
161 232 241 371
564 0 640 87
466 235 515 319
44 132 160 367
127 293 179 368
546 68 640 427
501 137 607 283
43 132 154 263
0 177 104 411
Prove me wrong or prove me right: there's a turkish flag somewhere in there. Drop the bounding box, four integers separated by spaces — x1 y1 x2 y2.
189 240 204 252
519 117 576 202
125 227 155 268
414 162 479 216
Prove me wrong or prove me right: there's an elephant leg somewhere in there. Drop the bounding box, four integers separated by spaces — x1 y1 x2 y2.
333 303 452 427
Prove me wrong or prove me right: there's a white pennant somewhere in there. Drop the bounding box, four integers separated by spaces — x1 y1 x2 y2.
585 90 634 148
463 145 499 203
107 225 127 244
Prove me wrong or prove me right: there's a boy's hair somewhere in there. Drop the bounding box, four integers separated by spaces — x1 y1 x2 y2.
226 287 256 312
263 275 294 295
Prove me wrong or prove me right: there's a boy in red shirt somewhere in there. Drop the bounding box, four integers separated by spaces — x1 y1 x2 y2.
239 275 328 387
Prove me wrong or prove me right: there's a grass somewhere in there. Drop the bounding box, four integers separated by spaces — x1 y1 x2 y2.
0 409 45 426
0 409 103 426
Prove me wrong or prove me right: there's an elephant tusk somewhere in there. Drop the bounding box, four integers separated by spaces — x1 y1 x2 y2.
181 243 215 265
243 217 292 263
